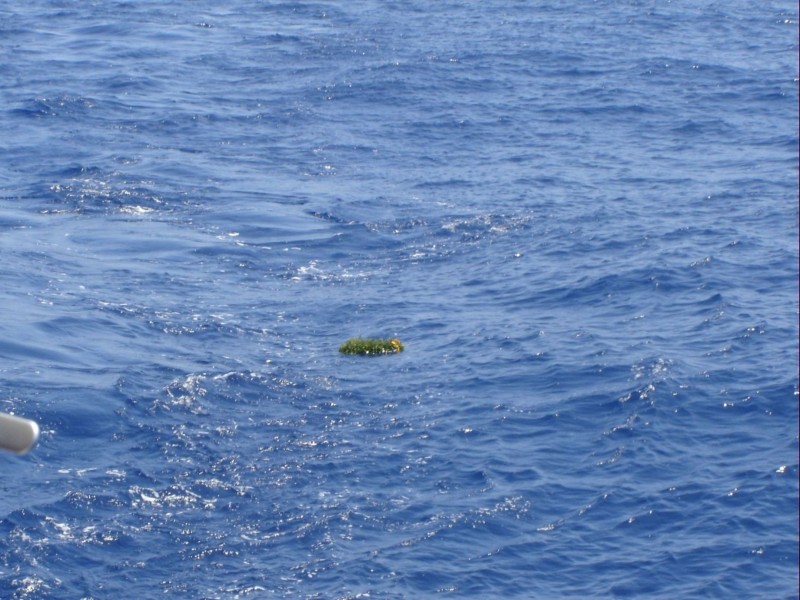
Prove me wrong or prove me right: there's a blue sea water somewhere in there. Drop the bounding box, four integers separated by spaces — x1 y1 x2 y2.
0 0 798 597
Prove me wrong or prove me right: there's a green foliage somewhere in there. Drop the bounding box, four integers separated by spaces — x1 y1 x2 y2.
339 337 404 355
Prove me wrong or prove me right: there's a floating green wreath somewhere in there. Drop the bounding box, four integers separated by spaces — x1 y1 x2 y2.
339 337 404 355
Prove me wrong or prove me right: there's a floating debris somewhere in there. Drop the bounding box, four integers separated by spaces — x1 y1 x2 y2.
339 337 404 355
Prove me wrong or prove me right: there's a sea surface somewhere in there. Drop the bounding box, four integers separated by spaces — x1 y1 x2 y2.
0 1 798 598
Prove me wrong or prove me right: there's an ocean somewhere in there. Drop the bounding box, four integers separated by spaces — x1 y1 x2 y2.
0 1 798 598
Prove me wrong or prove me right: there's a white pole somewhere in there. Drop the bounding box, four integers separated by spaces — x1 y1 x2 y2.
0 412 39 454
